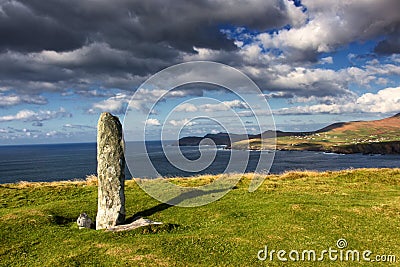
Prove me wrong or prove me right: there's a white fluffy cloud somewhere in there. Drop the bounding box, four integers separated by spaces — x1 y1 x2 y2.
168 118 196 127
275 87 400 115
356 87 400 113
199 100 250 112
0 108 71 122
0 93 47 107
145 118 161 126
90 93 131 114
0 110 37 122
90 88 206 115
257 0 400 61
168 99 250 114
63 124 95 130
183 45 399 99
175 103 198 112
320 56 333 65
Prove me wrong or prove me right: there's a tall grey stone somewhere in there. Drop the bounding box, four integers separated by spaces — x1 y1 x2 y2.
96 112 125 230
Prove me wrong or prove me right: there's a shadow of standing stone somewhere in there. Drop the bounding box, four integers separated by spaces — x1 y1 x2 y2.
96 112 125 230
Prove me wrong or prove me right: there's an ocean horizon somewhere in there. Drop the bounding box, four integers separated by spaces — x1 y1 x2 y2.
0 141 399 184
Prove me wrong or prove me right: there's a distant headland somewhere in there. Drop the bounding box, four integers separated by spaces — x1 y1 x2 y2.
178 113 400 154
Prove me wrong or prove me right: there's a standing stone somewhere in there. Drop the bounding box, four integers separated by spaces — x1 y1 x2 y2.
96 112 125 230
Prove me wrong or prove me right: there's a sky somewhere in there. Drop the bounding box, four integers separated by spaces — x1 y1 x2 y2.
0 0 399 144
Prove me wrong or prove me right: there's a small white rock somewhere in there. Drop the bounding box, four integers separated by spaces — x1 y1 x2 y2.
77 213 93 229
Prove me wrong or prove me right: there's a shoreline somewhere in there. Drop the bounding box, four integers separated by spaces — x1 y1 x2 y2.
227 140 400 155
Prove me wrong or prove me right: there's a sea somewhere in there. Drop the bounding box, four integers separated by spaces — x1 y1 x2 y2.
0 141 399 184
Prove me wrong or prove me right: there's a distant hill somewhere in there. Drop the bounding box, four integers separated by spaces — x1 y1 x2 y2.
179 133 259 146
392 112 400 117
319 113 400 134
232 113 400 154
315 122 346 133
179 113 400 154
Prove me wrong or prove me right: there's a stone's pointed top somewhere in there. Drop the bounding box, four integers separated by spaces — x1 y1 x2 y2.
100 112 113 116
97 112 123 134
99 112 118 120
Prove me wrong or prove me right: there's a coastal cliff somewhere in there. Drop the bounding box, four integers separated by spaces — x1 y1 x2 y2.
178 132 259 146
328 141 400 154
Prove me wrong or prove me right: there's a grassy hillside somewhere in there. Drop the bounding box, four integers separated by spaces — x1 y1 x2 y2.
1 169 399 266
232 114 400 152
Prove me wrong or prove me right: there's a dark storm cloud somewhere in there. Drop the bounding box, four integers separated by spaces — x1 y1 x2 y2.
374 28 400 55
375 39 400 55
0 0 399 106
0 0 301 99
0 0 84 52
1 0 295 53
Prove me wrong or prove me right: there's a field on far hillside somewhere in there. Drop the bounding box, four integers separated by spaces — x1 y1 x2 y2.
232 114 400 152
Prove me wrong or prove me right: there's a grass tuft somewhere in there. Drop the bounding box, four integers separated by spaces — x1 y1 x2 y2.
85 174 98 186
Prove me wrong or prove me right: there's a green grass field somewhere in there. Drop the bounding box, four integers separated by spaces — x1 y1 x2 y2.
1 169 399 266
